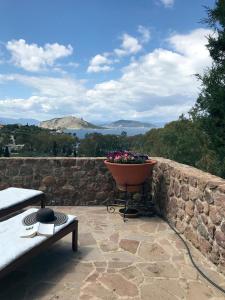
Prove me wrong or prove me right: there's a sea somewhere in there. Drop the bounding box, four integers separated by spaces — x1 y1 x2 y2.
64 127 152 139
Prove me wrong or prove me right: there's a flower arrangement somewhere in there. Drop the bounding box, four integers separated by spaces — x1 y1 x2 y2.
106 150 149 164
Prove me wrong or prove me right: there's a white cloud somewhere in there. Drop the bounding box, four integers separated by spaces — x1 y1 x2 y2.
0 28 212 123
87 27 148 73
159 0 174 8
114 33 142 57
0 75 88 120
67 62 79 68
138 26 151 43
7 74 86 98
87 54 113 73
6 39 73 72
86 28 212 121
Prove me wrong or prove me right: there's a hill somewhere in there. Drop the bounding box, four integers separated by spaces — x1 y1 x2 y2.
104 119 155 128
39 116 103 130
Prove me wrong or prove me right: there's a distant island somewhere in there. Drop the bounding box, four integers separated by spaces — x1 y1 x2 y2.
0 116 158 130
0 117 39 126
39 116 104 130
104 119 156 128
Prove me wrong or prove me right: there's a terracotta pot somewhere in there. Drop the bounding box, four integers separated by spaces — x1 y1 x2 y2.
104 159 157 192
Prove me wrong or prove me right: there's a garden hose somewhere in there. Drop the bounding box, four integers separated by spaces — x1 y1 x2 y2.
160 214 225 295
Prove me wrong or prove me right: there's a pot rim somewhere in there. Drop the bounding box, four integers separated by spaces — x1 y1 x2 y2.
104 159 157 166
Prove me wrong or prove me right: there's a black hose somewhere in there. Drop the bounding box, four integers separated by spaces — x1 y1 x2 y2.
160 215 225 295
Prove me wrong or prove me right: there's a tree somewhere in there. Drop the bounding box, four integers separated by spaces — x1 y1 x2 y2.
62 145 67 155
121 131 127 137
66 147 72 156
190 0 225 175
4 146 10 157
52 141 58 156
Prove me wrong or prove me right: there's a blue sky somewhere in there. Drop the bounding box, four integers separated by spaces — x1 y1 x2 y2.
0 0 215 123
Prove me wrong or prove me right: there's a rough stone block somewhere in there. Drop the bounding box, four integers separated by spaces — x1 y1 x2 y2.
177 208 185 220
176 220 186 233
200 214 208 225
209 206 223 225
19 166 33 176
204 188 214 204
189 187 200 201
209 245 220 265
177 198 185 209
42 176 56 186
184 226 199 249
214 193 225 209
180 184 189 201
174 180 180 197
197 223 209 240
185 201 194 217
195 199 204 213
207 223 216 239
215 231 225 249
191 216 198 229
198 236 212 254
203 202 209 215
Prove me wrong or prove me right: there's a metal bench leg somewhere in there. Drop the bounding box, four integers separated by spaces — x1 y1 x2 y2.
41 196 45 208
72 220 78 252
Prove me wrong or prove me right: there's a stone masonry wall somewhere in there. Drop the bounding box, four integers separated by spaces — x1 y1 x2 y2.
1 156 225 270
152 157 225 272
0 158 114 205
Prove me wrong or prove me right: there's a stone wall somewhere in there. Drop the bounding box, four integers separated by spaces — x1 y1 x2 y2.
152 157 225 272
0 158 114 205
1 156 225 270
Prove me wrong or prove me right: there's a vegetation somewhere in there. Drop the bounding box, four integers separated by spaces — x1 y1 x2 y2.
77 132 130 157
190 0 225 176
106 150 149 164
0 124 78 157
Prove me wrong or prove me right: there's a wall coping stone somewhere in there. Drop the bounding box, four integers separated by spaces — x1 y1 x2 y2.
153 157 225 188
0 157 106 160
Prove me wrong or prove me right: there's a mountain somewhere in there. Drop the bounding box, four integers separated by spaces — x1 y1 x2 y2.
154 121 167 128
0 117 39 126
39 116 104 130
104 119 156 128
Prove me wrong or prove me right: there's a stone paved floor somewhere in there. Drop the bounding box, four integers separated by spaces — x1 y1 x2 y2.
1 206 225 300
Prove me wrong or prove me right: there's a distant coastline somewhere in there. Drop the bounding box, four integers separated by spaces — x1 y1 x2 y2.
65 127 155 139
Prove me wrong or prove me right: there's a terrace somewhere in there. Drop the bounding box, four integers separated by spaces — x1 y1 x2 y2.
0 157 225 299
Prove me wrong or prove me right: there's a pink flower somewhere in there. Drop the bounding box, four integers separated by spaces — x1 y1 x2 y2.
114 155 121 160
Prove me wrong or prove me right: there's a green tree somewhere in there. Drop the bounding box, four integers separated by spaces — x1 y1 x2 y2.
190 0 225 175
4 146 10 157
52 141 58 156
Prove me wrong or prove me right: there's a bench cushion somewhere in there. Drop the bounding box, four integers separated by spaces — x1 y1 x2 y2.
0 187 43 210
0 208 77 271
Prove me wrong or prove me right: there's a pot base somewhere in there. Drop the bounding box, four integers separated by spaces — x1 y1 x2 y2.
117 184 142 192
119 208 139 218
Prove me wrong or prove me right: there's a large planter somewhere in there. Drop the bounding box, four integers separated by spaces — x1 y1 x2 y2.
104 159 157 192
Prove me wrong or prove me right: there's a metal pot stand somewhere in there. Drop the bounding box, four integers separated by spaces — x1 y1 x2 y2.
106 181 155 222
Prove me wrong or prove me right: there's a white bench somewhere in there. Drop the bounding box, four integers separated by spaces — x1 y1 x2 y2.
0 187 45 219
0 208 78 279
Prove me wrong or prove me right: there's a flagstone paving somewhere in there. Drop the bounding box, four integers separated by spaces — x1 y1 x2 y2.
1 206 225 299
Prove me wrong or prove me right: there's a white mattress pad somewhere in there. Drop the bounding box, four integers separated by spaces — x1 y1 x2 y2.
0 187 44 210
0 208 77 271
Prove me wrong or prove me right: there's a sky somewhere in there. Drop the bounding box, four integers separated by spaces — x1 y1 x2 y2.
0 0 215 123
